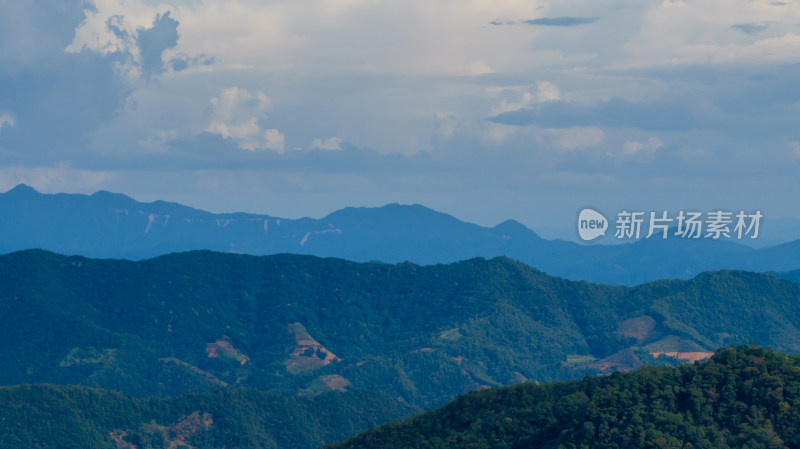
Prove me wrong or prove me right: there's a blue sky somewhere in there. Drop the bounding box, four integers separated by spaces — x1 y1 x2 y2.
1 0 799 233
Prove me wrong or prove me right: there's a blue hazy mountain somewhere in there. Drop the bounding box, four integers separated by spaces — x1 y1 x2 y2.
1 184 798 284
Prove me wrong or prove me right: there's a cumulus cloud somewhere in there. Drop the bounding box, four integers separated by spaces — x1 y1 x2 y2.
491 81 561 115
69 5 211 79
309 137 343 151
0 1 130 157
263 129 286 152
207 87 285 152
136 11 179 77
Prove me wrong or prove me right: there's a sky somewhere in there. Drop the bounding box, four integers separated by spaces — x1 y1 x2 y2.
1 0 799 235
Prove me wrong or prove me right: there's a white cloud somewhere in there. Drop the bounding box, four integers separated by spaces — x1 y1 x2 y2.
207 87 285 152
622 137 664 156
66 0 548 76
534 81 561 103
309 137 343 151
137 130 178 152
263 128 286 152
480 122 519 146
491 80 561 115
0 113 15 130
433 112 459 142
618 0 800 67
542 127 605 152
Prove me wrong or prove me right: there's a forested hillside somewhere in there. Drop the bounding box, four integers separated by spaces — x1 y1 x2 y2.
330 346 800 449
0 385 417 449
2 250 800 410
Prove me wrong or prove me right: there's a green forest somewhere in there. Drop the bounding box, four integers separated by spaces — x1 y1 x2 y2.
330 346 800 449
0 385 416 449
6 346 800 448
2 249 800 408
4 250 800 446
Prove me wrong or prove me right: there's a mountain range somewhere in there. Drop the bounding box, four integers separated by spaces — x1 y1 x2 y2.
2 184 800 284
4 250 800 446
4 250 800 405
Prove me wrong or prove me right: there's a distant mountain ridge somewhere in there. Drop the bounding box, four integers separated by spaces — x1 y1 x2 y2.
2 184 800 284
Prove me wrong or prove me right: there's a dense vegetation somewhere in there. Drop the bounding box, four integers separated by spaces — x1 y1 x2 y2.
774 270 800 283
330 346 800 449
0 385 417 449
2 250 800 410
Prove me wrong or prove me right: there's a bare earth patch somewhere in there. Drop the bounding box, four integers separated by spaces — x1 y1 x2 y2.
589 348 643 373
285 322 342 374
650 351 714 363
159 357 229 387
205 339 250 365
110 430 137 449
618 316 657 343
321 374 352 391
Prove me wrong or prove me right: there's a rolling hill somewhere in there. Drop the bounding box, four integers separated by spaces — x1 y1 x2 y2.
0 385 417 449
328 346 800 449
2 249 800 410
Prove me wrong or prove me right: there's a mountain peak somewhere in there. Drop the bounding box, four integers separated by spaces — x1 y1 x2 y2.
324 203 463 226
4 184 39 195
493 219 541 239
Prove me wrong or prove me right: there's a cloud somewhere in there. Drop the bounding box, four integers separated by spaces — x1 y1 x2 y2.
263 129 286 152
0 113 15 130
0 1 131 159
309 137 343 151
168 53 214 72
732 23 768 35
619 1 800 68
491 81 561 115
136 11 180 77
488 97 704 132
0 0 94 69
68 5 211 78
207 87 285 152
524 17 598 27
489 20 516 26
542 127 605 152
622 137 664 156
